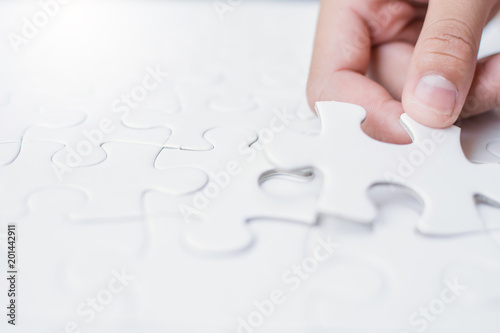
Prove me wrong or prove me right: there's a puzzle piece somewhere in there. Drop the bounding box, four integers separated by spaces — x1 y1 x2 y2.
59 142 208 221
460 110 500 163
151 127 317 254
265 101 500 235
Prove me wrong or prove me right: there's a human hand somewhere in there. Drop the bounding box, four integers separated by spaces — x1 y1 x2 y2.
307 0 500 143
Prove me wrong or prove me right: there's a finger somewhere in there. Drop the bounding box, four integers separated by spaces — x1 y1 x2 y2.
307 0 371 112
368 41 414 100
391 17 425 45
462 53 500 118
307 1 411 143
402 0 494 128
325 70 411 143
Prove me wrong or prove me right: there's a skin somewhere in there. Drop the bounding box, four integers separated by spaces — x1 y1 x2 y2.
307 0 500 143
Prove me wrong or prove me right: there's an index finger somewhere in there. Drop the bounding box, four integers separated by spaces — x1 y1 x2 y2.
307 0 411 143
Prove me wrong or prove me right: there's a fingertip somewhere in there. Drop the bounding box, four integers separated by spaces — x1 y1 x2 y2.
362 99 412 144
403 74 460 128
306 78 320 115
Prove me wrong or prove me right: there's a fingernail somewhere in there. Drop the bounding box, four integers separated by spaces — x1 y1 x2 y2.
414 75 457 116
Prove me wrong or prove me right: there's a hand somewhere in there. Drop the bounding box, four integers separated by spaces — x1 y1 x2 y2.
307 0 500 143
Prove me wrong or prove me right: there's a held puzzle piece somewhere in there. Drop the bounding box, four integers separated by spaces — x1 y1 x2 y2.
265 101 500 235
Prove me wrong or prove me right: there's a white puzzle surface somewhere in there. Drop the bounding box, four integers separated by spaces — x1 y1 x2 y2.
0 1 500 332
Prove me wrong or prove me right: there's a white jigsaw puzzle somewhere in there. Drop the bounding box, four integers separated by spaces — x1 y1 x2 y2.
1 1 500 332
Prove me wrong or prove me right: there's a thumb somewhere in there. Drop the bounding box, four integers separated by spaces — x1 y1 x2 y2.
402 0 492 128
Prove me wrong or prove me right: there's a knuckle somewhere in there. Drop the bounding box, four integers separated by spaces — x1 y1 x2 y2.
420 18 478 64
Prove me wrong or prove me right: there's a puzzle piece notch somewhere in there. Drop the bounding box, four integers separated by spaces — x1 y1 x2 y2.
182 168 319 256
265 101 500 235
259 168 321 198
